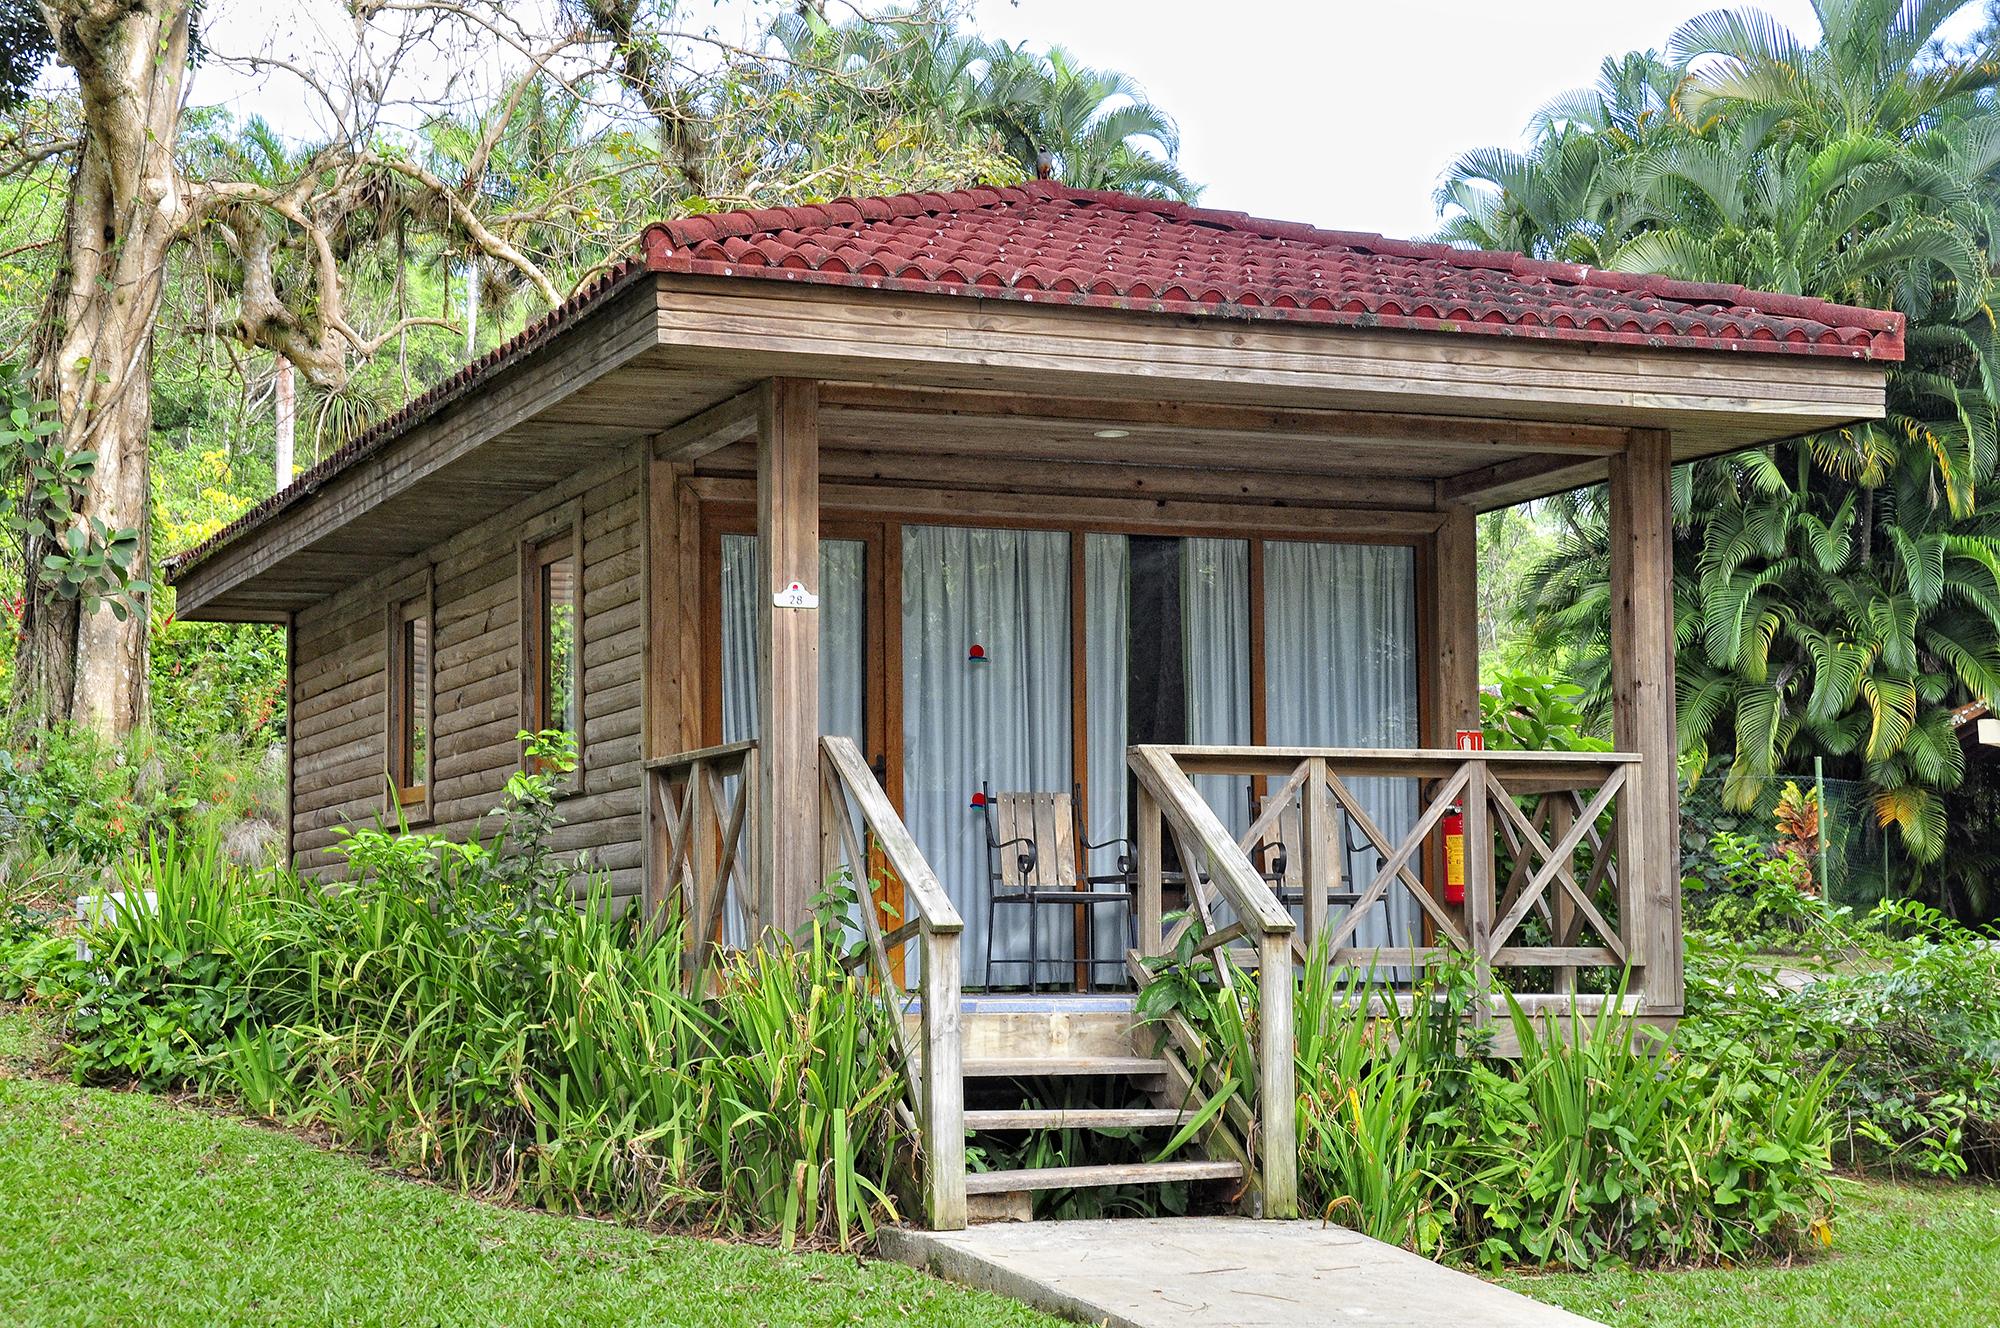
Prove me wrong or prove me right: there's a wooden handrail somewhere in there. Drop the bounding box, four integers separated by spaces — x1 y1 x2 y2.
1127 743 1298 1220
818 735 965 1231
819 736 962 933
1129 745 1294 936
1132 742 1641 990
642 738 756 773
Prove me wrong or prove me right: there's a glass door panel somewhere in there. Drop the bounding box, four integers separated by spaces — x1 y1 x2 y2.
901 525 1072 988
1263 540 1420 951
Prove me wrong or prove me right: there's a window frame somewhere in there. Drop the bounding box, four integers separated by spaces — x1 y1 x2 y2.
520 501 586 792
385 568 436 823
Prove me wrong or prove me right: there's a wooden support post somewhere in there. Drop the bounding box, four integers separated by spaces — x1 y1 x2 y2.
921 927 967 1230
1427 504 1480 944
1299 757 1330 958
1136 784 1163 956
755 379 821 937
1609 429 1683 1013
1462 757 1494 1020
1256 928 1299 1219
1428 504 1481 745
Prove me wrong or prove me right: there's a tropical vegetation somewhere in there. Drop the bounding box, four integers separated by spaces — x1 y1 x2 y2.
2 736 914 1251
1444 0 2000 919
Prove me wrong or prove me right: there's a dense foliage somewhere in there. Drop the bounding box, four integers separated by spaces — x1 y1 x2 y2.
3 735 912 1249
1147 945 1840 1271
1444 0 2000 921
1683 900 2000 1179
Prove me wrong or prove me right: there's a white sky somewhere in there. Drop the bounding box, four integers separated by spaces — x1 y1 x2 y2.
969 0 1985 238
184 1 1990 242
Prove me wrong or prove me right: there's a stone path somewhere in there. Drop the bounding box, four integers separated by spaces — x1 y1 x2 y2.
879 1217 1602 1327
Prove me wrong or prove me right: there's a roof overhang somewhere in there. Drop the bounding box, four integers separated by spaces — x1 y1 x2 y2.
168 269 1890 622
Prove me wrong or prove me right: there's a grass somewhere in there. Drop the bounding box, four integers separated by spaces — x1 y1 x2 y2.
1497 1175 2000 1327
0 1005 1062 1328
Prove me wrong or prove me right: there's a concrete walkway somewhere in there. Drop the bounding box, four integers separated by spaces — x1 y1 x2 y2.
879 1217 1602 1327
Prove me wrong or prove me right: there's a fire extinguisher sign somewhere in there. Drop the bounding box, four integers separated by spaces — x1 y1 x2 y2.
1454 729 1485 751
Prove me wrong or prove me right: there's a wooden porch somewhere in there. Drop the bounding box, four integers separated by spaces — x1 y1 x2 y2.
647 729 1667 1230
635 361 1698 1233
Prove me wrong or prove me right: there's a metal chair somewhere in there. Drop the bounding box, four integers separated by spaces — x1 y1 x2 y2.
1249 791 1372 911
980 783 1136 991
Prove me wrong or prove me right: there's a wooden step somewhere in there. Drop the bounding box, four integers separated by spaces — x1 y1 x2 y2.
964 1158 1243 1195
964 1106 1187 1131
962 1056 1167 1079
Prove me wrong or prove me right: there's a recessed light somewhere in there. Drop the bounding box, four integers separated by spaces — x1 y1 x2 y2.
1093 428 1130 439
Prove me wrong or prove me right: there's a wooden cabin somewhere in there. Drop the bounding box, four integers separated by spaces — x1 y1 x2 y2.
166 183 1901 1228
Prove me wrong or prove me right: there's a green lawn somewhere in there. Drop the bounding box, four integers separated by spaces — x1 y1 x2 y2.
0 1005 1061 1328
1496 1175 2000 1327
6 1001 1997 1328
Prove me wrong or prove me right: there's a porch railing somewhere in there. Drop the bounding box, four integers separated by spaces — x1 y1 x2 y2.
643 739 756 986
819 735 967 1231
1129 745 1643 998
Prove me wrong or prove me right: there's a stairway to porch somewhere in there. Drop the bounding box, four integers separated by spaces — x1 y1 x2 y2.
928 995 1247 1220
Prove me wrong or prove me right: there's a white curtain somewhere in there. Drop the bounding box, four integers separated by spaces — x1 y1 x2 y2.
1183 539 1252 840
902 526 1072 986
719 535 868 940
1262 540 1420 954
1084 534 1130 971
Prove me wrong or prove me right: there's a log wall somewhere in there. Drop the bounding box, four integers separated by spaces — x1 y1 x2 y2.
290 447 650 906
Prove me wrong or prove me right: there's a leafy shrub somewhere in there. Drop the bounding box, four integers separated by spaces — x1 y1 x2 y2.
1682 903 2000 1178
32 731 911 1249
1480 671 1610 753
0 722 281 877
1688 829 1848 950
1161 947 1840 1270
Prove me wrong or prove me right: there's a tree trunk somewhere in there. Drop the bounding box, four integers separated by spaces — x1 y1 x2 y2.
274 357 294 489
463 257 479 358
18 0 193 737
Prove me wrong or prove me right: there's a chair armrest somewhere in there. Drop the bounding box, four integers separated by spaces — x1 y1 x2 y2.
991 834 1038 879
1082 835 1133 876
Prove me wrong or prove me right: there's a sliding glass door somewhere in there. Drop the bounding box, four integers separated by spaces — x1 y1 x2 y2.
707 508 1424 986
901 526 1072 987
1263 540 1421 949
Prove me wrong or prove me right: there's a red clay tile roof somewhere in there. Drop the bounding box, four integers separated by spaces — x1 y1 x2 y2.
167 182 1904 590
639 182 1906 360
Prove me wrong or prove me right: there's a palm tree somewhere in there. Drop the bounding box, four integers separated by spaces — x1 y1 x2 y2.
1455 0 2000 911
972 43 1195 198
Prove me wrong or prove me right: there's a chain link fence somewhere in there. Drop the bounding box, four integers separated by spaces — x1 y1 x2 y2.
1679 770 1890 913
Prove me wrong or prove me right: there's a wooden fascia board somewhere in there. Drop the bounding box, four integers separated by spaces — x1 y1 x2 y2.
814 384 1630 457
174 282 659 619
653 274 1890 436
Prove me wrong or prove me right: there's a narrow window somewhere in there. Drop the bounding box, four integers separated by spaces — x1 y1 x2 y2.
522 510 584 785
387 582 433 819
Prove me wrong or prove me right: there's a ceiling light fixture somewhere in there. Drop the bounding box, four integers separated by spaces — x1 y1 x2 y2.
1093 428 1130 439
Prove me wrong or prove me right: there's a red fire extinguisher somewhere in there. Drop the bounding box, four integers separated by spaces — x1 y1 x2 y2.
1442 805 1466 906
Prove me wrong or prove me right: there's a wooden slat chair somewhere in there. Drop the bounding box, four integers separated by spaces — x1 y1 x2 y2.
980 784 1135 991
1250 793 1369 912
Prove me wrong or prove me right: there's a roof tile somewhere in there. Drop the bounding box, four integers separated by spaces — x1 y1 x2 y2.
639 184 1904 361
